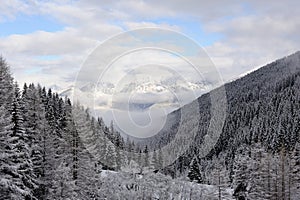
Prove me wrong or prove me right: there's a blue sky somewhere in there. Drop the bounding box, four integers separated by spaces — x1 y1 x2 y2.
1 15 221 46
150 18 223 46
0 14 64 37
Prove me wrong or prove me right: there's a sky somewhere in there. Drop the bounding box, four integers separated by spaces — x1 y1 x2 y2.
1 0 299 137
1 0 299 88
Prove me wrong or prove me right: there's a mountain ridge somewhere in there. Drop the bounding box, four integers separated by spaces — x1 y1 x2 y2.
159 51 300 178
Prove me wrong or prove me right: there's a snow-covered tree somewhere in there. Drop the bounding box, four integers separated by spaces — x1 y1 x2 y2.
0 80 36 199
188 157 203 183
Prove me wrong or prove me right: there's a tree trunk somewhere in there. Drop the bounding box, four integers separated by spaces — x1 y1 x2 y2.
281 146 285 200
218 168 221 200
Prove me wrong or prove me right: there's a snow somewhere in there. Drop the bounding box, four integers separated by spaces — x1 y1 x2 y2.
98 170 234 200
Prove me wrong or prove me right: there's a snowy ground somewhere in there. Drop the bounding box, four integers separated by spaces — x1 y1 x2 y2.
98 170 233 200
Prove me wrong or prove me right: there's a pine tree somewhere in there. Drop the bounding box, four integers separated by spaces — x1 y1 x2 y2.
137 149 142 174
92 117 106 172
158 148 164 170
151 150 159 170
115 146 122 171
106 143 116 169
248 143 269 200
0 104 14 199
187 157 203 183
290 142 300 200
208 155 230 199
232 145 252 199
0 56 13 107
72 104 101 198
21 83 46 198
0 81 36 199
279 144 287 200
143 145 150 169
126 137 133 166
114 132 124 171
39 88 77 199
13 83 37 197
0 58 15 199
270 153 280 200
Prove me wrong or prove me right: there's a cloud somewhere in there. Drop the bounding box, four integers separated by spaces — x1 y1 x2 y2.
79 0 245 21
0 0 34 22
205 7 300 80
123 21 180 31
0 29 94 55
0 0 299 93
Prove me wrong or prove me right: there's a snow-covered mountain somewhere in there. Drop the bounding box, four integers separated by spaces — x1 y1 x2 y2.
56 79 212 118
150 51 300 199
119 80 210 94
48 84 63 92
58 79 210 96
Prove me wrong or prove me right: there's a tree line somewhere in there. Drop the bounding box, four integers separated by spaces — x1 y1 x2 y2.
0 57 164 199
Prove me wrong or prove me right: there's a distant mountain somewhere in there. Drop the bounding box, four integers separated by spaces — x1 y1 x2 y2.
48 84 63 92
58 79 210 96
53 79 213 121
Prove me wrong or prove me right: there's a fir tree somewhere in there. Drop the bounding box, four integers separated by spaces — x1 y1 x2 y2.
188 157 203 183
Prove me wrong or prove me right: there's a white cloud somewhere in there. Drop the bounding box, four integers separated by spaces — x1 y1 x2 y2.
0 29 94 55
205 10 300 80
0 0 34 22
0 0 299 90
123 21 180 31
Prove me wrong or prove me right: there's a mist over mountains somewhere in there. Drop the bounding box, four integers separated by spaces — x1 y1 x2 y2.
50 76 213 138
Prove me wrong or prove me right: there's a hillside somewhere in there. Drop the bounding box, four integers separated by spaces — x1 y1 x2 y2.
159 51 300 199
